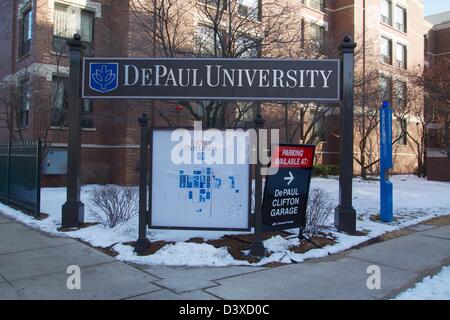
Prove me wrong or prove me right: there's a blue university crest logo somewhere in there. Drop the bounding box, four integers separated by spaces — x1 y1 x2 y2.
89 63 118 93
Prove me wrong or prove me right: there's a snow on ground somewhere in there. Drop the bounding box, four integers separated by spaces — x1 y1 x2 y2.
0 175 449 267
395 266 450 300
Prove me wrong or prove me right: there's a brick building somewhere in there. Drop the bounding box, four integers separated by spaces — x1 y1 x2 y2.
0 0 432 185
424 11 450 181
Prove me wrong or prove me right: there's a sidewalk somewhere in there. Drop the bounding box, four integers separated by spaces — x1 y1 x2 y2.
1 212 449 299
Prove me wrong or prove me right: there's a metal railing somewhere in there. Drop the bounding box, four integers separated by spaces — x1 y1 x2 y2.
0 140 41 218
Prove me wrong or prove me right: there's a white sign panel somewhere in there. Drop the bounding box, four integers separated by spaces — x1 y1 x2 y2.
150 129 251 230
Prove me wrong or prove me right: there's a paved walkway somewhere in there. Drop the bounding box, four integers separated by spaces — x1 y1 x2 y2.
1 213 449 299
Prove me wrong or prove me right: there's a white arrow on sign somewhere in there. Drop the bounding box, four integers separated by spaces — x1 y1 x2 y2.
284 171 294 185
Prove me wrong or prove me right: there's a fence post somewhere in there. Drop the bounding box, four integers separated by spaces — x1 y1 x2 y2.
34 139 41 218
135 113 150 254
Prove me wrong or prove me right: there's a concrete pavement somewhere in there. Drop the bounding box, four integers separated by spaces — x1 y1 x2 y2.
0 212 449 299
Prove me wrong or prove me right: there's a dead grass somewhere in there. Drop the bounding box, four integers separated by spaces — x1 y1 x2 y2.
76 238 119 257
423 215 450 226
124 240 171 256
57 222 100 232
379 228 414 241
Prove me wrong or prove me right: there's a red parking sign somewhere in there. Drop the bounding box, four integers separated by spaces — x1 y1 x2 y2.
272 145 315 169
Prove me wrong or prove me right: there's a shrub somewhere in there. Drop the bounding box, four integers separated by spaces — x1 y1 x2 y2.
313 164 340 177
305 188 335 235
89 185 138 228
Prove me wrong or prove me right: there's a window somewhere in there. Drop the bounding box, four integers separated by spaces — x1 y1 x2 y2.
380 36 392 64
396 43 407 69
195 25 218 56
396 80 407 109
312 110 326 142
201 0 226 8
82 100 93 128
424 35 428 55
395 5 407 32
235 102 256 128
395 118 408 145
237 0 260 20
53 4 94 53
51 76 68 127
236 36 259 58
380 76 392 103
381 0 392 25
302 0 325 12
18 78 30 128
300 19 305 48
310 23 325 48
51 76 93 128
54 4 94 41
20 7 32 57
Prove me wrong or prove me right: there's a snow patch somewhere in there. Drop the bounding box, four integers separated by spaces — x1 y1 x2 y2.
1 175 449 267
395 266 450 300
114 242 249 267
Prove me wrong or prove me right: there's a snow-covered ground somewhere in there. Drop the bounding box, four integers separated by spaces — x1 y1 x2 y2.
395 266 450 300
0 175 449 267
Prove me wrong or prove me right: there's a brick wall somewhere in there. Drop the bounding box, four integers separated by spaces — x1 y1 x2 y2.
1 0 432 186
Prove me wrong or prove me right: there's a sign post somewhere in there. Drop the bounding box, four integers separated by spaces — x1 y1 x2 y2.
250 108 266 257
261 144 315 232
135 114 150 254
62 34 85 228
334 36 357 234
380 101 393 222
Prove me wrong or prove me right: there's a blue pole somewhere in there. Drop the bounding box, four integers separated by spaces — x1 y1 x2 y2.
380 101 393 222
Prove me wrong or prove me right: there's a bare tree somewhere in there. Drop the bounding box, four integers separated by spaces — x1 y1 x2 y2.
413 57 450 151
0 67 34 142
89 185 138 228
390 71 427 176
0 80 18 140
306 188 335 235
353 66 383 178
128 0 305 128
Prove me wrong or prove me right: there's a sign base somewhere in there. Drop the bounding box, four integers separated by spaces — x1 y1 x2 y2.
334 205 356 234
61 201 85 228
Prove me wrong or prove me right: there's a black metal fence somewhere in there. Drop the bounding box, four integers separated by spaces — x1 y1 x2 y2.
0 140 41 217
